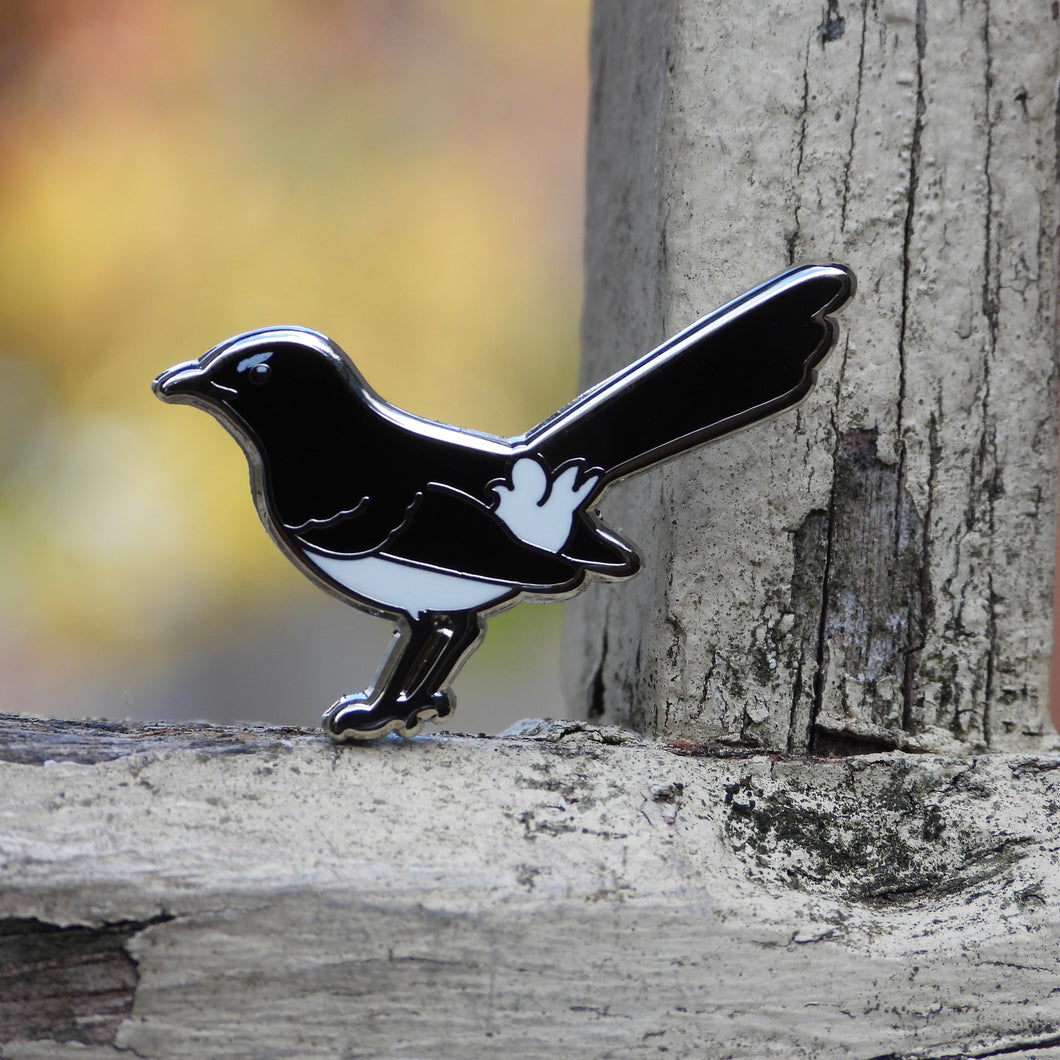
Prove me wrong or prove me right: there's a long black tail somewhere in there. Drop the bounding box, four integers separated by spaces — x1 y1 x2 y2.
524 264 854 486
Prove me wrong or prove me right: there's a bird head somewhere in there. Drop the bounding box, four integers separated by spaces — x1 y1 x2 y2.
152 326 371 443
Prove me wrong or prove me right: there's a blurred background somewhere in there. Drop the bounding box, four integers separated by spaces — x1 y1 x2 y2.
0 0 590 732
1 2 1058 736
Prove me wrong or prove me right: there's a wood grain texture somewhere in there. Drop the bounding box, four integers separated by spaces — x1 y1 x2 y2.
0 916 169 1048
0 713 1058 1059
568 0 1060 752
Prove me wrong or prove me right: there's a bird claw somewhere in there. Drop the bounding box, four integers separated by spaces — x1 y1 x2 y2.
322 689 453 741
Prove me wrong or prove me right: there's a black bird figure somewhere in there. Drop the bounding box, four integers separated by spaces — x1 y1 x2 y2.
153 263 854 740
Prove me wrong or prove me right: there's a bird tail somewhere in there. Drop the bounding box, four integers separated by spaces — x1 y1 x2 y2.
524 264 854 488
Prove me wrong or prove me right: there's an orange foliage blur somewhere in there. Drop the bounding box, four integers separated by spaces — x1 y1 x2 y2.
0 1 590 692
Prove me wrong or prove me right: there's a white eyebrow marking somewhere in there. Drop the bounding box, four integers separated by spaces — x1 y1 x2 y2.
236 351 273 373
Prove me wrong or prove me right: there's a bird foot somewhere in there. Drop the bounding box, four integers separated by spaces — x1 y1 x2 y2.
322 690 453 741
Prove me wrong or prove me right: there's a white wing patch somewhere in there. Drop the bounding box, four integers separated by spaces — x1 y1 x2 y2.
491 456 599 553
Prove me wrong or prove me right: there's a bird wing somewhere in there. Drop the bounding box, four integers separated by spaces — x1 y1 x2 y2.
560 514 641 578
284 494 411 558
293 483 585 593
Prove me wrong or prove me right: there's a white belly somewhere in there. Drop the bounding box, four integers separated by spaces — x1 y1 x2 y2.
305 551 510 618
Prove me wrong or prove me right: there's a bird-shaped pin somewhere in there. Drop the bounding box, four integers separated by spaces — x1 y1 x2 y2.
153 263 854 740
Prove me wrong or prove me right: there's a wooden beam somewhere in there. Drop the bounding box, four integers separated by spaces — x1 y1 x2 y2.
1 713 1058 1058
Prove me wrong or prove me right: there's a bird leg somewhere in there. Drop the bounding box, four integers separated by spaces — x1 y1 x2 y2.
322 611 486 740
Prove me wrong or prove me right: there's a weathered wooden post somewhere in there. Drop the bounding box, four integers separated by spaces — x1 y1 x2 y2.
2 4 1059 1058
568 0 1060 756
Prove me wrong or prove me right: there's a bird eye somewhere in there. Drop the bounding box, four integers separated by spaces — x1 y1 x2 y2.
248 362 272 385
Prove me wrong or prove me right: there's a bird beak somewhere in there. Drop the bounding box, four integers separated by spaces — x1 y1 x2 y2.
152 361 206 403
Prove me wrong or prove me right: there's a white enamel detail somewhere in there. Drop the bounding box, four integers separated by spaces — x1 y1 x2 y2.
305 551 508 618
491 456 599 553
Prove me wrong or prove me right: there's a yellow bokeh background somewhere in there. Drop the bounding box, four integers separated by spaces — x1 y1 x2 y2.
0 0 590 727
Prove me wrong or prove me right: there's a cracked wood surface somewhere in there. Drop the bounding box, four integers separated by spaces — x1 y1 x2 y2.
567 0 1060 753
0 713 1059 1059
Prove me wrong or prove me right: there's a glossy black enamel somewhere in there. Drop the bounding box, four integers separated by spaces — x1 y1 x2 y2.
153 263 854 740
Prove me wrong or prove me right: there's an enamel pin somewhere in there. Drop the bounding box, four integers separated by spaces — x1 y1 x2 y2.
154 263 854 740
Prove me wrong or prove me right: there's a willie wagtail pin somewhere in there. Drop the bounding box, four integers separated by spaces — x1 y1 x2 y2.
154 263 854 740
